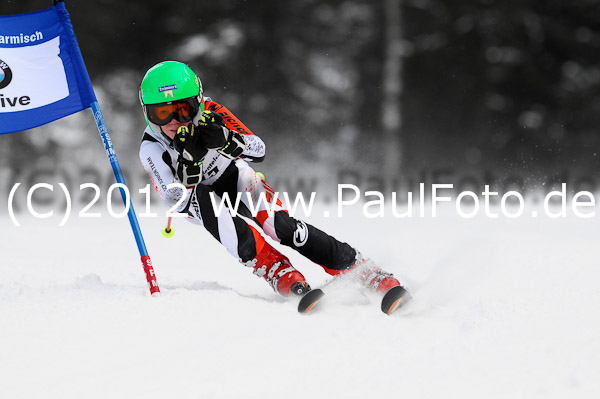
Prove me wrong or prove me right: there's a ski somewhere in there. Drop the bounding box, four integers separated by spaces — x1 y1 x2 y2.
296 285 410 315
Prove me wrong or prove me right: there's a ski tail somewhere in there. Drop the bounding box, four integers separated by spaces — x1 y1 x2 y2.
381 285 410 315
298 288 325 313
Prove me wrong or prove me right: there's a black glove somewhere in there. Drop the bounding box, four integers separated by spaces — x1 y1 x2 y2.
173 124 208 163
196 110 229 149
219 130 246 160
173 125 206 187
176 156 202 187
196 110 247 159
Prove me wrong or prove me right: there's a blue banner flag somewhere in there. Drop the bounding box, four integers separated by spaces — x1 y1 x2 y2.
0 2 160 295
0 2 96 134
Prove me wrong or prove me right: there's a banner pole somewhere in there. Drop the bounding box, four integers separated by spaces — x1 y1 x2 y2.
91 101 161 297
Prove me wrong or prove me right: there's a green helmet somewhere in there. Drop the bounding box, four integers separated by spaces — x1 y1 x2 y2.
139 61 204 134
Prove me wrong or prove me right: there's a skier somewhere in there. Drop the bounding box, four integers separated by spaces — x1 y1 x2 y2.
138 61 407 311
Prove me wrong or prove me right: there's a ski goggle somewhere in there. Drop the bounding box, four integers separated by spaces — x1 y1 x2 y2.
145 97 200 126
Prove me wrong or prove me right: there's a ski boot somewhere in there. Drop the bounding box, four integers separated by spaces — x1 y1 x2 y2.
352 250 410 315
246 241 311 296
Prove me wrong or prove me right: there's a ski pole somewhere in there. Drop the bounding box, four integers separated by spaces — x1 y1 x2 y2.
162 216 175 238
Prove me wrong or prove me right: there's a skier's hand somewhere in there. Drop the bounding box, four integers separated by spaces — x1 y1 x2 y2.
196 110 246 159
173 124 208 163
218 130 246 160
176 156 202 187
196 110 229 150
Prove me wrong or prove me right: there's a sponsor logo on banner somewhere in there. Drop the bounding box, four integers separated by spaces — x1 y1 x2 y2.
0 37 69 113
0 59 13 89
0 58 31 108
0 31 44 45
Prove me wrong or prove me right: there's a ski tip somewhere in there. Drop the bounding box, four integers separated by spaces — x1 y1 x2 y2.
298 288 325 314
381 285 410 315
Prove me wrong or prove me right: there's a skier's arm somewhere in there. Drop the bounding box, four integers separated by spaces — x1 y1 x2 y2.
240 135 266 163
206 101 265 162
140 139 192 212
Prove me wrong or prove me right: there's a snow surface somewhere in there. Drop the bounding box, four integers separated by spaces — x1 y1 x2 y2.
1 202 599 399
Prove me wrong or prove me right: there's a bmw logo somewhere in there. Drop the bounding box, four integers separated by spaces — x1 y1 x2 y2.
0 59 13 89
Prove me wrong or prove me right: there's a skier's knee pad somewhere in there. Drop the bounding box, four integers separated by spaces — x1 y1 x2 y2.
273 212 308 248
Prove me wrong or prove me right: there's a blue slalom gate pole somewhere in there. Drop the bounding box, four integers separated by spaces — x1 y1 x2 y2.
91 102 161 296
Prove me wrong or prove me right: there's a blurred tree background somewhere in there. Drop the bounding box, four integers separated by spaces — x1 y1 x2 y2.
2 0 600 197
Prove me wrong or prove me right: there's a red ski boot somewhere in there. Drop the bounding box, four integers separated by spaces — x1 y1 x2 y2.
247 242 311 296
361 267 401 293
352 250 410 315
350 250 401 293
